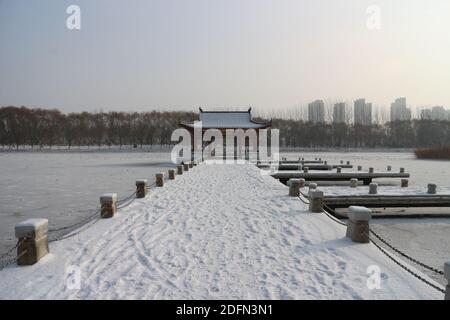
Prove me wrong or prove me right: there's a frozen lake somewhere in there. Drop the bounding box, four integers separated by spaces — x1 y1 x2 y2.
1 150 449 285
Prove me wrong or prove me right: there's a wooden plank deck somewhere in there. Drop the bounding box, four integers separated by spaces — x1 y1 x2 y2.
323 194 450 209
271 171 410 184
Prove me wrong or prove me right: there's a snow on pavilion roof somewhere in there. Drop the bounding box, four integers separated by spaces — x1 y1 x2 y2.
180 108 271 129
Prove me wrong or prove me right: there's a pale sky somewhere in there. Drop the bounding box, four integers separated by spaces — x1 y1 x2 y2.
1 0 450 113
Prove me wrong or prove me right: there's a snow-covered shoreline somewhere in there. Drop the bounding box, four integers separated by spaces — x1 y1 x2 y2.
0 163 444 299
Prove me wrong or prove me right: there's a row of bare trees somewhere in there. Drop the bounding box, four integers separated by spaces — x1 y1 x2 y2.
1 106 449 149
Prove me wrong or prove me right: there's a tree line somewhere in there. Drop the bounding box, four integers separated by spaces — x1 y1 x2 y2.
1 106 449 149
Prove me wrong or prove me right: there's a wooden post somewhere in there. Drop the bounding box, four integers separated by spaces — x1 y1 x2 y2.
156 173 164 187
309 190 324 213
401 179 408 188
288 179 301 197
168 169 175 180
135 179 148 198
445 261 450 300
369 183 378 194
183 163 189 171
346 206 371 243
177 165 183 175
15 219 49 265
428 183 437 194
350 178 358 188
100 193 117 218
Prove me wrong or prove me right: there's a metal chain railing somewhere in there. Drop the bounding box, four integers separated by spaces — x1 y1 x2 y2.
0 248 28 272
303 191 446 294
370 239 445 294
369 228 444 276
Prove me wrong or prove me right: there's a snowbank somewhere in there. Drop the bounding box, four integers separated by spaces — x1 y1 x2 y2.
0 164 443 299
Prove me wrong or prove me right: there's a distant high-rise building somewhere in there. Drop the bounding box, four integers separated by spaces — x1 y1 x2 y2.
420 109 432 120
431 106 446 120
390 97 411 122
308 100 325 124
333 102 346 123
354 98 372 125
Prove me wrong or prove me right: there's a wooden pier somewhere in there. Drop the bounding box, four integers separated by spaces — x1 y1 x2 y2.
258 164 353 171
323 194 450 209
271 171 410 185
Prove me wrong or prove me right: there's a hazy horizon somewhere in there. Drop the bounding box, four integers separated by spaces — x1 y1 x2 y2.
1 0 450 113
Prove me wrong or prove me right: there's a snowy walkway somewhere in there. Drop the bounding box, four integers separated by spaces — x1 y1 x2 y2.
0 163 443 299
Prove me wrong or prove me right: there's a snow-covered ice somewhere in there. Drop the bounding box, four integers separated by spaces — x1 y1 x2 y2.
0 163 443 299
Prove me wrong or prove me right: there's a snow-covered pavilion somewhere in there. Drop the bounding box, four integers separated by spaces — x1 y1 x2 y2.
179 107 271 131
179 108 272 158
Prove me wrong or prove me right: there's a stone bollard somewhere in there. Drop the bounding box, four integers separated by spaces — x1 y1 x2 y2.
288 179 301 197
15 219 49 265
357 165 362 171
156 173 164 187
368 167 374 173
401 179 408 188
183 163 189 172
336 167 342 173
315 157 318 160
100 193 117 218
350 178 358 188
340 160 344 164
298 178 306 188
346 161 350 165
369 183 378 195
188 162 193 169
387 165 392 171
309 190 324 213
303 167 309 173
282 157 287 161
319 158 322 161
428 183 437 194
400 167 405 173
308 183 317 191
324 160 328 165
445 261 450 300
135 179 148 198
168 169 175 180
193 160 197 167
177 165 183 175
346 206 372 243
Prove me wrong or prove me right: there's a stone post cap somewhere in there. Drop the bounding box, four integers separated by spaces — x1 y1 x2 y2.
428 183 437 187
309 190 324 199
100 193 118 204
369 182 378 187
15 218 48 239
288 178 301 186
351 178 358 181
168 169 175 173
156 173 164 178
135 179 148 186
444 261 450 281
348 206 372 222
309 183 317 189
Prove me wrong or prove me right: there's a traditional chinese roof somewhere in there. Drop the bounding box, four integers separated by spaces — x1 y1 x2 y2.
180 107 272 129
